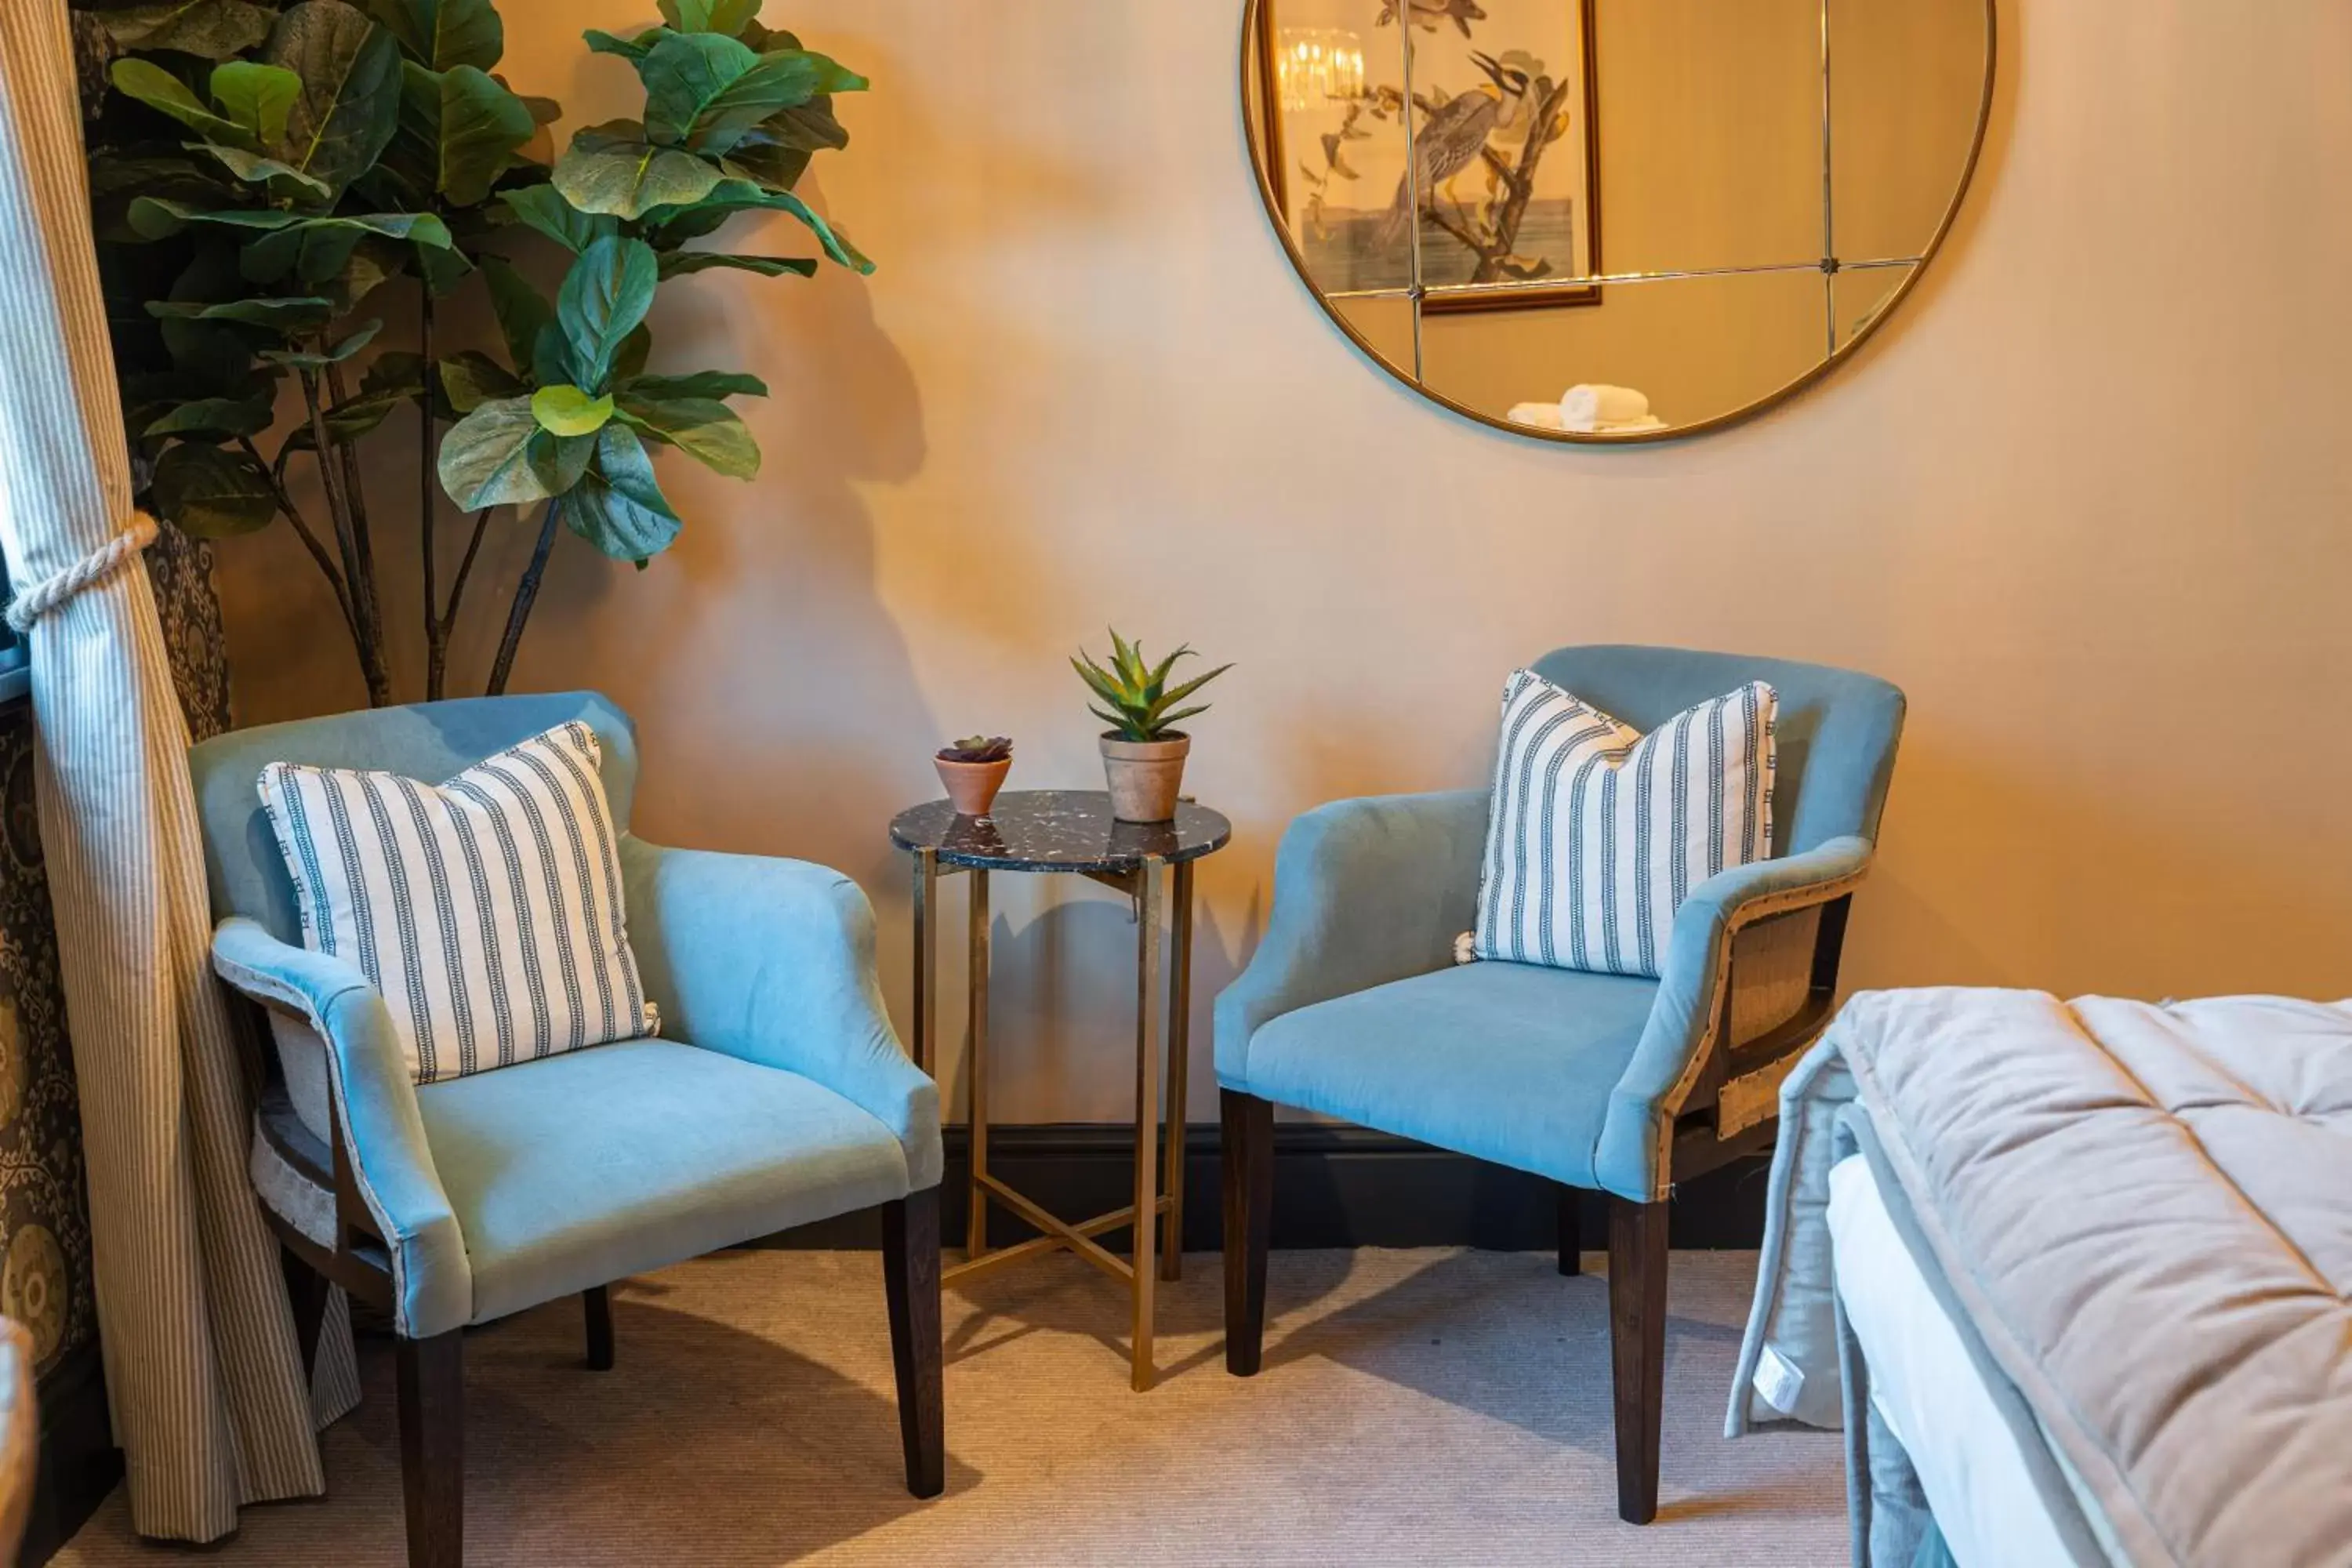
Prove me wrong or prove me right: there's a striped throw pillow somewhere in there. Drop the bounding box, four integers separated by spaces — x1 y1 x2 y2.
1472 670 1777 977
257 722 656 1083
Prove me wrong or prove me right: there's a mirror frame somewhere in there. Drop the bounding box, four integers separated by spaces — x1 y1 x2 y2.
1239 0 1999 444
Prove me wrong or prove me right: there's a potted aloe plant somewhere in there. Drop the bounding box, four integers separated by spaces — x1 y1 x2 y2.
1073 631 1231 822
934 734 1011 817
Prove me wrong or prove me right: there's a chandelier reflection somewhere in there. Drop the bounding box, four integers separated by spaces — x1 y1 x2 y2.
1275 27 1366 114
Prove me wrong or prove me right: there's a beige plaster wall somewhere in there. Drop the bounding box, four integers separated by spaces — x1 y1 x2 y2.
214 2 2352 1122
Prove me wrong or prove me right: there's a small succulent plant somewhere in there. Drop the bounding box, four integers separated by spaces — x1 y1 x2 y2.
1073 630 1233 742
938 735 1013 764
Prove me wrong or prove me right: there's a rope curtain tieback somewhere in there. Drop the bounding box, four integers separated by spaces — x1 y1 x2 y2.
5 510 158 633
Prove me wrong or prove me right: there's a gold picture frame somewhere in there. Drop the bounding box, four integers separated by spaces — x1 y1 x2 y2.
1253 0 1603 313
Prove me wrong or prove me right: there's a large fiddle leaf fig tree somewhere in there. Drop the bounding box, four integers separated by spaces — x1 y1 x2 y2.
76 0 873 702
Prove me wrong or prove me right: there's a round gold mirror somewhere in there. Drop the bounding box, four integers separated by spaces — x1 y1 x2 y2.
1242 0 1994 441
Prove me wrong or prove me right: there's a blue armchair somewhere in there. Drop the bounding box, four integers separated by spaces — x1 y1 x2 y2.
190 693 945 1567
1214 645 1904 1524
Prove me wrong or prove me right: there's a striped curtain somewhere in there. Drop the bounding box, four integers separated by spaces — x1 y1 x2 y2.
0 0 356 1542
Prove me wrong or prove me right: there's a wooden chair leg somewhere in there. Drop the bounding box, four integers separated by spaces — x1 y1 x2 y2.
1221 1089 1274 1376
281 1245 329 1387
583 1286 614 1371
396 1330 464 1568
881 1187 945 1499
1557 1185 1583 1277
1607 1195 1670 1525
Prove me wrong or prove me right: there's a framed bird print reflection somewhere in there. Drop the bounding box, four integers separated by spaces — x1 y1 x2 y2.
1254 0 1600 311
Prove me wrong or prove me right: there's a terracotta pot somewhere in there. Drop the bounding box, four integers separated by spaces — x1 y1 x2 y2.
935 755 1011 817
1099 732 1189 822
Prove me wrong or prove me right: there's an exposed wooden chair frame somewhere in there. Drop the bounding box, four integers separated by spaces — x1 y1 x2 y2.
1221 884 1859 1526
234 992 944 1568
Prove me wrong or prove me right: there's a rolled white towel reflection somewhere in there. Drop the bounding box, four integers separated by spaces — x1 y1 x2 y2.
1507 402 1566 430
1559 383 1650 430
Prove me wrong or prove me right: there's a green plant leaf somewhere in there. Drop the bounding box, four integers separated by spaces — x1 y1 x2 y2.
148 296 336 330
477 256 554 375
651 177 872 272
759 96 851 152
583 26 670 64
555 234 657 390
258 319 382 368
612 392 757 477
639 31 757 146
236 212 452 285
531 383 615 436
564 423 681 561
711 129 810 194
1145 664 1232 724
398 60 535 204
97 0 274 60
655 250 815 280
618 369 767 400
142 396 277 439
713 93 850 192
1087 705 1144 741
263 0 405 198
640 32 845 155
110 59 253 147
435 347 527 411
533 429 597 492
437 394 547 507
612 325 653 383
658 0 762 36
209 61 303 145
1109 629 1145 690
499 183 617 254
1070 653 1131 711
150 442 277 536
417 233 474 297
310 350 437 435
362 0 503 70
552 120 724 218
187 142 335 197
1144 644 1186 694
125 198 299 241
437 349 528 412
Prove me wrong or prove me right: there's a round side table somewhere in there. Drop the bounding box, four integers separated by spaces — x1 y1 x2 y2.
889 789 1231 1392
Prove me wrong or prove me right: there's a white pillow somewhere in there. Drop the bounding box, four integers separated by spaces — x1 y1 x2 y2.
257 721 657 1083
1472 670 1777 977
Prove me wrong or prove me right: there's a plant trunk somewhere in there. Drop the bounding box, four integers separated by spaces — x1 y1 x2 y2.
325 361 390 705
299 368 393 706
485 498 562 696
421 287 446 701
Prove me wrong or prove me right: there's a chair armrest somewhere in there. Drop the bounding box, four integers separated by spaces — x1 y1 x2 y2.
1594 835 1875 1201
1214 789 1488 1089
621 838 942 1190
211 916 470 1338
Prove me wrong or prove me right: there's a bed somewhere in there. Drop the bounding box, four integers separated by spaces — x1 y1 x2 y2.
1728 988 2352 1568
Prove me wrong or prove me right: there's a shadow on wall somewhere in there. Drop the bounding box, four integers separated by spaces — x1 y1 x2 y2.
942 877 1260 1124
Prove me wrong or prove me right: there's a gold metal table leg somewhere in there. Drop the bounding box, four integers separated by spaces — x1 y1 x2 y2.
910 848 938 1076
1131 855 1163 1391
967 866 991 1262
1160 858 1194 1283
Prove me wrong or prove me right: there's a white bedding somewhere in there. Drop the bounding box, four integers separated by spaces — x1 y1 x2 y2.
1826 1154 2073 1568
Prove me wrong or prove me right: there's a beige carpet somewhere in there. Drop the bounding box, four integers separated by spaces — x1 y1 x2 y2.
58 1248 1842 1566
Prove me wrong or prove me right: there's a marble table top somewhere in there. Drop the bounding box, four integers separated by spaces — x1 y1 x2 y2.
889 789 1230 873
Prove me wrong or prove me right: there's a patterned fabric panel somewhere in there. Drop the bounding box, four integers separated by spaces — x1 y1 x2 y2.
257 722 656 1083
1473 670 1777 977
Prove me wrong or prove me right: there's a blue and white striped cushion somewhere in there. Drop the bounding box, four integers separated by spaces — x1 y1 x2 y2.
1472 670 1777 977
256 722 656 1083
